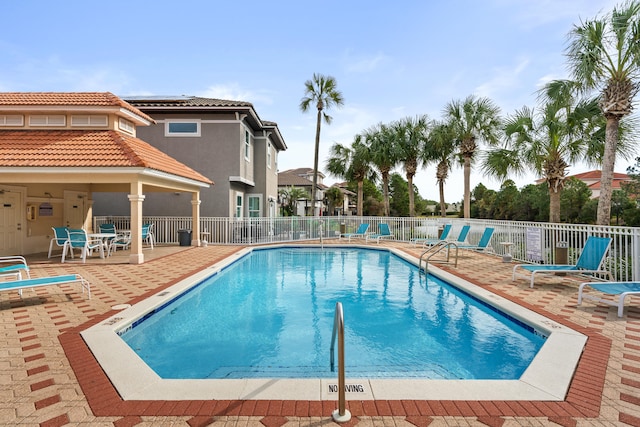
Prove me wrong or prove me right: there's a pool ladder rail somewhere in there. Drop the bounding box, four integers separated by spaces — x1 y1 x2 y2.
330 301 351 423
419 240 459 273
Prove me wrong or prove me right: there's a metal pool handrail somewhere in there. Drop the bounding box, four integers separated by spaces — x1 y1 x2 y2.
330 301 351 422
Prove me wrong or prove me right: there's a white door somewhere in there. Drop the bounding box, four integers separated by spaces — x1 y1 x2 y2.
64 192 87 229
0 191 22 255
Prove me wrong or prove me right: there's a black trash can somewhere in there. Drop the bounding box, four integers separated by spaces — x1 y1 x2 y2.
178 229 192 246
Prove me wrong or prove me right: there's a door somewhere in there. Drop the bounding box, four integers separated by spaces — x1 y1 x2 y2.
64 191 88 229
0 191 22 255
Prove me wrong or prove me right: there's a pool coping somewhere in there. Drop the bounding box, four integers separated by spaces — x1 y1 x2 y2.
80 244 588 402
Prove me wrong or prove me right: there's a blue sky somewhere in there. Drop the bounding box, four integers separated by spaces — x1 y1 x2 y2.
1 0 628 202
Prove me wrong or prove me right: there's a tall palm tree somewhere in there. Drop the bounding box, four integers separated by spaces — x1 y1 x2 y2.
326 135 376 216
445 95 501 218
483 80 606 223
425 121 458 217
299 73 344 216
363 122 399 216
566 1 640 224
392 115 432 217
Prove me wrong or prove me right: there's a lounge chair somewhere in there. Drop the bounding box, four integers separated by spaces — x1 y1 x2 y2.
142 223 155 249
62 229 105 263
366 223 395 244
456 227 494 253
411 224 451 246
0 256 30 279
0 274 90 299
512 236 613 288
48 226 72 259
422 224 471 248
578 281 640 317
339 223 369 242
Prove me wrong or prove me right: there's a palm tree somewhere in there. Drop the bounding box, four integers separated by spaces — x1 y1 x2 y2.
566 1 640 224
392 115 432 217
426 121 458 217
363 122 399 216
324 186 344 215
278 186 310 216
483 80 605 223
326 135 376 216
299 73 344 216
444 95 501 218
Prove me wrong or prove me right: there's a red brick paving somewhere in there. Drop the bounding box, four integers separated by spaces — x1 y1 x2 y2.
2 243 639 425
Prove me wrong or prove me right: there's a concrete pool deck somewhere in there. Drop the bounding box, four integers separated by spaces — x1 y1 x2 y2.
1 241 639 426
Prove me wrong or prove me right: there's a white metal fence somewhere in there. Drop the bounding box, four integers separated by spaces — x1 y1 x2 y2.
94 215 640 281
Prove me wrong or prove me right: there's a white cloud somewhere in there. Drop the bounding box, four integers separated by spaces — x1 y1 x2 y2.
343 51 389 73
200 83 274 105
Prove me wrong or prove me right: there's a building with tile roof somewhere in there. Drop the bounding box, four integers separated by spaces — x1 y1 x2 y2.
277 168 329 216
536 170 632 199
93 95 287 219
0 92 211 263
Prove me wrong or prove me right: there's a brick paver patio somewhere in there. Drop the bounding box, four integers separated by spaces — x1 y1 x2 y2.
0 241 638 426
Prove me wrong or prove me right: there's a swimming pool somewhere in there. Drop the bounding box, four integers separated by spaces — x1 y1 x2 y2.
119 247 544 380
82 244 587 401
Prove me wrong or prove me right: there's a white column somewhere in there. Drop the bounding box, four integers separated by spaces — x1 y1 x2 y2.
128 183 145 264
191 193 201 246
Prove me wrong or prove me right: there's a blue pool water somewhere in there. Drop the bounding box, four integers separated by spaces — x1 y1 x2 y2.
120 247 545 380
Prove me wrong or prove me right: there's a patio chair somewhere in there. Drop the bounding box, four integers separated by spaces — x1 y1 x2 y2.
420 224 471 248
109 232 131 254
339 223 369 242
456 227 494 253
578 281 640 317
62 229 105 263
366 223 395 244
512 236 613 288
410 223 451 246
48 226 72 259
142 223 155 249
0 256 30 279
0 273 90 299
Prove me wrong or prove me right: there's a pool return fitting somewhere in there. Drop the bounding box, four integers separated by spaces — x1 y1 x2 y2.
330 301 351 422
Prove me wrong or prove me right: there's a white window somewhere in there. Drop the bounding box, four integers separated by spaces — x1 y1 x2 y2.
165 120 201 137
267 142 272 169
71 115 108 127
236 194 243 218
29 115 66 126
248 195 261 217
118 118 135 134
244 130 251 160
0 115 24 126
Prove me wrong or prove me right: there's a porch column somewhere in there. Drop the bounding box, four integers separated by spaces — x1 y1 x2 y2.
191 192 201 246
128 183 145 264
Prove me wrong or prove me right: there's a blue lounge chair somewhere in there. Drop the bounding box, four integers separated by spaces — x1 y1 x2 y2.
411 224 451 246
578 281 640 317
366 223 395 244
0 256 30 279
456 227 494 252
513 236 613 288
0 274 90 299
340 223 369 242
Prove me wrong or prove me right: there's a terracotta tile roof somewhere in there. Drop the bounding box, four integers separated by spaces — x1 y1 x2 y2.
0 130 212 185
570 169 630 180
278 172 328 189
0 92 154 123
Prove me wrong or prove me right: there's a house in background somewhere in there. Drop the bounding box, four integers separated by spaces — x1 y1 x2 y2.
93 96 287 219
332 182 356 215
536 170 632 199
277 168 328 216
569 170 632 199
0 92 211 262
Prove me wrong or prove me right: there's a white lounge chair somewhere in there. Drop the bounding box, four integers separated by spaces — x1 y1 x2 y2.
513 236 613 288
578 281 640 317
339 223 369 242
0 274 90 299
366 223 395 244
0 256 30 279
410 224 452 246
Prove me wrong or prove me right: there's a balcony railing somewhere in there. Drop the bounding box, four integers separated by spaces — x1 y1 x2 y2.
94 215 640 281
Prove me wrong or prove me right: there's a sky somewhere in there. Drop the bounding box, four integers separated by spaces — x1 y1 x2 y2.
1 0 631 203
